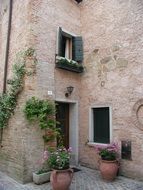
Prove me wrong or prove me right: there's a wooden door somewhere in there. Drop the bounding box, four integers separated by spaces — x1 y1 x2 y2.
56 102 69 149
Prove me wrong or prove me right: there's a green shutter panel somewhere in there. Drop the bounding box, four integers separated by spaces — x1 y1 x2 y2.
58 27 63 56
72 36 83 62
93 107 110 144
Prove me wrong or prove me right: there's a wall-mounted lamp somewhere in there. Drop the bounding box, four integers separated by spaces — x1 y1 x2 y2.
75 0 83 3
65 86 74 97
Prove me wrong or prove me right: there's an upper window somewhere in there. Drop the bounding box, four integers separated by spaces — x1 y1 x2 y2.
61 32 72 59
57 27 83 63
90 107 112 144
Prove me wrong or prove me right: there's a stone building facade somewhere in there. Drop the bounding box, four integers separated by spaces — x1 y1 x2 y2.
0 0 143 183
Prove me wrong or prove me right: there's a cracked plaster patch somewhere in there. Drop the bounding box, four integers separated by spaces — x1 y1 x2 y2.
86 45 128 83
112 44 120 52
116 58 128 68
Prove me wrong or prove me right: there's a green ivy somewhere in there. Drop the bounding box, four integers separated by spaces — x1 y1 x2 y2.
24 47 35 57
24 97 60 143
0 48 36 129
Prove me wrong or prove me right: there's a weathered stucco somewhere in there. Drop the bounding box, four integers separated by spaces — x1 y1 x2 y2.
80 0 143 180
0 0 143 183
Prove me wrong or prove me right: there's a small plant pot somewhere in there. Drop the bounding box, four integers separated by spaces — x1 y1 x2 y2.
33 171 51 184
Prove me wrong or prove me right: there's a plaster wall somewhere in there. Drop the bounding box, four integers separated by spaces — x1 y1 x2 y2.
80 0 143 180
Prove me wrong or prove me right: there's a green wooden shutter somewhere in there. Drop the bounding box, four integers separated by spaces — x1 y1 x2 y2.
72 36 83 62
58 27 63 56
93 107 110 144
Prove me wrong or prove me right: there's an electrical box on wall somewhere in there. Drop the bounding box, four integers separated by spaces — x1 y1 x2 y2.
121 141 132 160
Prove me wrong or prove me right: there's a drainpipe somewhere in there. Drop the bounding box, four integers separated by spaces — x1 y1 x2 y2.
3 0 13 93
0 0 13 146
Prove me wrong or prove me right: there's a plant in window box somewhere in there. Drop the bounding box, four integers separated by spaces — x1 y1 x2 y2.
56 56 84 73
47 147 74 190
95 142 120 181
33 151 51 184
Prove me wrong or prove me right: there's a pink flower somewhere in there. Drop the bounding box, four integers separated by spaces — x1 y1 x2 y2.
43 151 48 160
94 142 119 159
68 147 72 152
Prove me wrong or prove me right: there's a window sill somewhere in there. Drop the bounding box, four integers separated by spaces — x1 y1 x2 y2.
56 56 84 73
87 142 110 147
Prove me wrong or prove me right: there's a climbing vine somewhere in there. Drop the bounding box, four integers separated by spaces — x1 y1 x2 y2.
0 48 36 129
23 97 61 144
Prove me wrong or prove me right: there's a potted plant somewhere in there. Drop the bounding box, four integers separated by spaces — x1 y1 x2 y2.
47 147 73 190
95 142 120 181
33 151 51 184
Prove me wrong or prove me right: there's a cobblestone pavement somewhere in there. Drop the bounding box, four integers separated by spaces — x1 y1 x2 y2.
0 167 143 190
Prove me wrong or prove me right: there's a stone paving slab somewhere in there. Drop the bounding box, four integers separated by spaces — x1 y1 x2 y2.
0 167 143 190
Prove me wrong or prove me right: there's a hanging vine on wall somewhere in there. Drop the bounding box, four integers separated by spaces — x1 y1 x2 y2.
23 97 61 145
0 48 36 129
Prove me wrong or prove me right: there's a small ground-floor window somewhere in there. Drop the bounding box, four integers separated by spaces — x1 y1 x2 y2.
90 106 112 144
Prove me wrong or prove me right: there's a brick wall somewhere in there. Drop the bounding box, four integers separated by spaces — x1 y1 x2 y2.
30 0 82 100
0 0 81 183
0 0 39 183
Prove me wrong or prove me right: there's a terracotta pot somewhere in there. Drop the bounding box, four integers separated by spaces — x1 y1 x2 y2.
50 168 73 190
99 159 119 181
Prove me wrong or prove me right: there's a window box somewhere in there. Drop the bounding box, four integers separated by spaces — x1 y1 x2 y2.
33 171 51 184
56 56 84 73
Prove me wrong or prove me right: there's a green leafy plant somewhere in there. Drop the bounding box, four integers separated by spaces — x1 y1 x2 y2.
24 97 64 173
57 57 84 71
44 147 72 170
95 142 119 161
0 48 36 129
24 47 35 57
36 169 50 175
0 57 25 128
23 97 60 143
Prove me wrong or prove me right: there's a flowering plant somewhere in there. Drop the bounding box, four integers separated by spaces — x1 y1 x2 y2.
42 147 72 170
95 142 119 161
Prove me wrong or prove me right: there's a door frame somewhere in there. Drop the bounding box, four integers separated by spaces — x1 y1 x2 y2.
55 99 79 164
